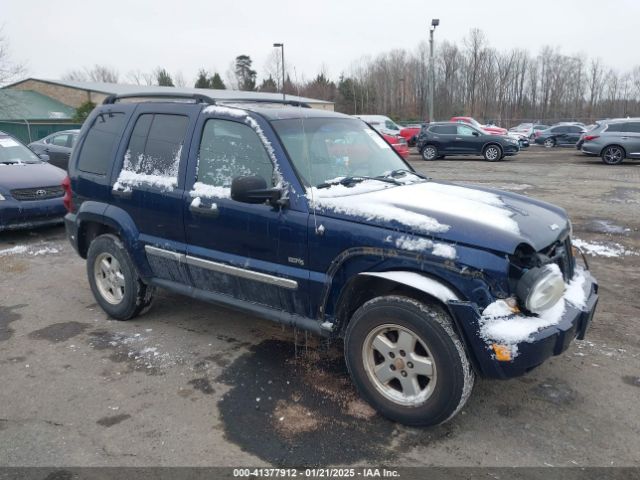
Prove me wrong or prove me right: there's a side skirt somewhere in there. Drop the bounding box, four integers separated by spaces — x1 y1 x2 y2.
149 278 327 337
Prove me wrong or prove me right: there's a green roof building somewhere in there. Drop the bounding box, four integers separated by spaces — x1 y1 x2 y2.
0 90 80 144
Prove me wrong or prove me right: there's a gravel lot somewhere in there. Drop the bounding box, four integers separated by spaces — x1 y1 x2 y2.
1 146 639 467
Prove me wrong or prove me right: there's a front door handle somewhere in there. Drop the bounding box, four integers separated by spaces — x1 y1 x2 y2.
112 187 132 199
190 202 219 218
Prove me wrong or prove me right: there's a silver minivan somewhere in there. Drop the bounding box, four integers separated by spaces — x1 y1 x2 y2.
581 118 640 165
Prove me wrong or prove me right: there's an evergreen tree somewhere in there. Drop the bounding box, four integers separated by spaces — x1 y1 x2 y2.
156 68 174 87
73 101 96 123
259 75 278 93
210 72 226 89
234 55 257 91
194 69 211 88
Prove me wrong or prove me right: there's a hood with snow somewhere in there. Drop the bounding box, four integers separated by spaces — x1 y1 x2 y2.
311 180 569 254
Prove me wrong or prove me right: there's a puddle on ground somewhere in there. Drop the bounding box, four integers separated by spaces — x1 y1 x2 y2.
216 338 398 465
583 219 632 236
96 413 131 427
532 378 579 406
0 304 26 342
622 376 640 388
605 187 640 205
28 322 90 343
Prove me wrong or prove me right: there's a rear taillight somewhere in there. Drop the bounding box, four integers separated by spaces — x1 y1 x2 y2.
62 176 74 212
584 135 599 141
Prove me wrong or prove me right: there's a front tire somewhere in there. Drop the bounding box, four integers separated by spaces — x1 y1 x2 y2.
543 138 556 148
344 296 474 426
601 145 625 165
86 234 154 320
483 145 502 161
421 145 438 161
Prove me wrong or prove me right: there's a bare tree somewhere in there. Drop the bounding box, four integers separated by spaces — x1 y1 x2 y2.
63 65 119 83
0 28 25 86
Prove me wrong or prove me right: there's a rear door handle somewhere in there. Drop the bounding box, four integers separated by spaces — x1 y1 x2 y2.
189 203 219 218
112 187 132 199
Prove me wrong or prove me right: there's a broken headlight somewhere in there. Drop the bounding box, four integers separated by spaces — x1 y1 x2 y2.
516 265 565 313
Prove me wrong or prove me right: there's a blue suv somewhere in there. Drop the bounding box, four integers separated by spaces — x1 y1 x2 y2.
64 93 598 426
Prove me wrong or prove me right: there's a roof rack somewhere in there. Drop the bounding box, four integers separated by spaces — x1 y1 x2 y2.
103 92 217 105
218 98 311 108
102 93 311 108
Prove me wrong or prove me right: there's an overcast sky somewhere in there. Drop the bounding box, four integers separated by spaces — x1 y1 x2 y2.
3 0 639 85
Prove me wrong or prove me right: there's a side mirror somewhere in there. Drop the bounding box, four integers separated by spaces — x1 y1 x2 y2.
472 132 480 137
38 153 50 162
231 175 284 206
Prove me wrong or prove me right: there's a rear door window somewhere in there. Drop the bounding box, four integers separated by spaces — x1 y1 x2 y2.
77 112 126 175
623 122 640 133
606 123 625 133
115 113 189 191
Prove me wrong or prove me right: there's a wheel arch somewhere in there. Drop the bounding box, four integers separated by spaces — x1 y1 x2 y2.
600 144 626 157
334 271 462 336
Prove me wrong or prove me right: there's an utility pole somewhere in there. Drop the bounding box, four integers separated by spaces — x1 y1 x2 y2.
273 43 285 101
429 19 439 122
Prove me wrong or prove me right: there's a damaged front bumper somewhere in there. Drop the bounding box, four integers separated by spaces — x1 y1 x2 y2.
448 270 598 379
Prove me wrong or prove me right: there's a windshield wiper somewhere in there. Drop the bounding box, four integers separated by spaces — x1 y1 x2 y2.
316 175 402 189
379 169 430 181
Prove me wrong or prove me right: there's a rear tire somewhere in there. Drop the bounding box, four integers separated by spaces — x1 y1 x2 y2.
344 296 474 426
601 145 625 165
86 234 154 320
483 145 502 162
421 145 438 161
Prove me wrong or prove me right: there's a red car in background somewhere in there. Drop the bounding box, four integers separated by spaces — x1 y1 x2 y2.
399 124 422 147
451 116 508 136
382 132 410 159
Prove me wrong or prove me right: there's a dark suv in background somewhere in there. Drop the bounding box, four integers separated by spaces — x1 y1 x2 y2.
580 118 640 165
534 124 585 148
415 122 520 161
63 93 597 426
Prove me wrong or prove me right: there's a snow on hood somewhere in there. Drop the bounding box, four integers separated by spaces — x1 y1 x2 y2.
310 181 569 253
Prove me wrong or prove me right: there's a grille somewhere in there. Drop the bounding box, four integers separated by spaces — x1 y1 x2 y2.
552 237 575 281
10 186 64 201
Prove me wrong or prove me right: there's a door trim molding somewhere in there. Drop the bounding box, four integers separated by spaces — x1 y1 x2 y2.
144 245 298 290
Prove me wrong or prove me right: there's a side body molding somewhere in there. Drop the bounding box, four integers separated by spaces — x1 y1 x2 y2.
360 271 460 303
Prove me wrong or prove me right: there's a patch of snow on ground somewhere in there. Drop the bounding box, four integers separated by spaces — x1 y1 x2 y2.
573 238 637 257
0 245 28 256
0 244 61 257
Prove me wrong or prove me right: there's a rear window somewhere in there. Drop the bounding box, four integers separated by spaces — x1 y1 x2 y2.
606 123 625 133
430 125 456 134
624 122 640 133
77 112 126 175
115 113 189 191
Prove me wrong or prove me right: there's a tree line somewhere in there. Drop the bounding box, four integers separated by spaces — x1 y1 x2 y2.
3 27 640 126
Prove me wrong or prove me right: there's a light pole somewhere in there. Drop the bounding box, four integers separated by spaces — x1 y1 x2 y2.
273 43 285 101
399 77 405 118
428 19 439 122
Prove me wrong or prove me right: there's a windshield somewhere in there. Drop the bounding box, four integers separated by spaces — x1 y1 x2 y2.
0 137 41 165
272 117 412 188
